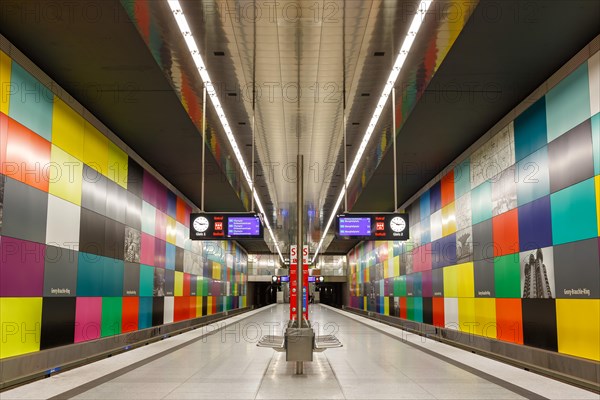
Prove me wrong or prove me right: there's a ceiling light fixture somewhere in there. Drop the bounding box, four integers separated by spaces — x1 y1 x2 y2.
311 0 433 263
167 0 284 263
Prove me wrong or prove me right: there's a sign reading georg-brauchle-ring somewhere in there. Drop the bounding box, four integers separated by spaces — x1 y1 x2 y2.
190 213 264 240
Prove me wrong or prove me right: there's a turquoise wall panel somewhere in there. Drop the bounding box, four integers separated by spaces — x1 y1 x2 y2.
77 253 103 296
8 63 53 141
471 181 492 225
138 297 153 329
103 258 124 297
546 63 591 142
551 178 598 245
454 159 471 198
139 264 154 297
514 98 547 162
420 190 431 220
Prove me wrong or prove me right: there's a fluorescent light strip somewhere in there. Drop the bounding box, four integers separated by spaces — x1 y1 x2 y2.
311 0 433 263
167 0 284 263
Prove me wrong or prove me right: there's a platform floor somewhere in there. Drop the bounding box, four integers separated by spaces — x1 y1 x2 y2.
2 304 598 400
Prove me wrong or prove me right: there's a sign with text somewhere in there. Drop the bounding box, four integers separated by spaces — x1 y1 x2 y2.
289 245 309 321
190 213 264 240
336 213 409 241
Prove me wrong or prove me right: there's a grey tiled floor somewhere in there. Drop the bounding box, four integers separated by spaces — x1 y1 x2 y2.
69 304 530 399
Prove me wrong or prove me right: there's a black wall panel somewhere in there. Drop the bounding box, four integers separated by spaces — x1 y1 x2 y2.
40 297 76 350
522 299 558 352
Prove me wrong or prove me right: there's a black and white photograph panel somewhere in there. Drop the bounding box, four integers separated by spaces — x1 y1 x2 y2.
124 226 141 263
520 246 556 299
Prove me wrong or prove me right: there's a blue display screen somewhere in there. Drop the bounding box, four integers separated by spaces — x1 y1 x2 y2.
338 217 371 236
227 217 261 236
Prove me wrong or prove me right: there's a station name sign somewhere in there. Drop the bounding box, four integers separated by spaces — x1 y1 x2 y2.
336 213 409 241
190 213 264 240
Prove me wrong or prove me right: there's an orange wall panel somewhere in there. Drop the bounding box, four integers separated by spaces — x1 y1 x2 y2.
3 116 51 192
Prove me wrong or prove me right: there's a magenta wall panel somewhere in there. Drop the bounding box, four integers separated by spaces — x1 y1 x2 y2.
140 233 155 266
74 297 102 343
421 269 433 297
0 236 45 296
154 238 166 268
142 171 158 208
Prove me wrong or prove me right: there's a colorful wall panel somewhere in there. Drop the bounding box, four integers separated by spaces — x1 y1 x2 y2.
348 51 600 362
0 50 248 359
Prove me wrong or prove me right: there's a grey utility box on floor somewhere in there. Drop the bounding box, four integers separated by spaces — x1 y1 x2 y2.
285 327 315 362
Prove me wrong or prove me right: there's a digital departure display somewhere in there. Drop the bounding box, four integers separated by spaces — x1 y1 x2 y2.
335 213 409 241
190 213 264 240
227 216 261 237
338 217 372 236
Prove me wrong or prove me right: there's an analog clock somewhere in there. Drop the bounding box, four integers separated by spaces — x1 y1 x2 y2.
193 216 210 233
390 216 406 233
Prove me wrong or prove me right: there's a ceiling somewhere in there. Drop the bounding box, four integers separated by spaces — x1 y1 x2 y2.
1 0 598 257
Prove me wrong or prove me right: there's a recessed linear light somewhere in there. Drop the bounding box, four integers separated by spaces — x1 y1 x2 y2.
312 0 434 263
374 51 385 56
227 92 237 96
214 51 225 56
245 144 252 147
352 122 360 125
238 122 246 125
167 0 284 263
361 93 370 97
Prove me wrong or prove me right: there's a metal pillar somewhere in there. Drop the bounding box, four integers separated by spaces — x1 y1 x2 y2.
392 87 398 211
296 154 304 329
296 154 304 375
201 87 207 211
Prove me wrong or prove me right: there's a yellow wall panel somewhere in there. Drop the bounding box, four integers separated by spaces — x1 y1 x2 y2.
443 264 459 297
108 141 128 188
474 298 497 339
1 51 11 114
384 297 390 316
363 296 368 311
0 298 42 359
241 296 246 308
393 256 400 277
174 271 183 296
556 299 600 361
457 262 475 298
383 259 389 279
48 145 83 206
444 263 474 298
166 216 177 245
52 97 84 160
83 120 108 175
212 264 221 280
206 297 213 315
442 202 457 236
458 297 475 334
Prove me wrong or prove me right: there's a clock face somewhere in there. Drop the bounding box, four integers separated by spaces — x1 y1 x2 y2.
193 216 210 233
390 216 406 233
